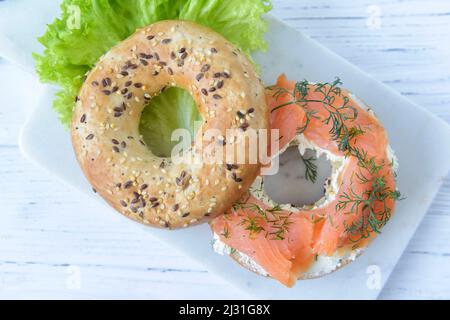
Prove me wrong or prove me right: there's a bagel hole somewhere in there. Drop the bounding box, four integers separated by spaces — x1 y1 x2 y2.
139 87 202 158
264 147 332 207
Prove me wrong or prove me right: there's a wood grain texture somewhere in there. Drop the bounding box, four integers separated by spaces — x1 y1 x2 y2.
0 0 449 299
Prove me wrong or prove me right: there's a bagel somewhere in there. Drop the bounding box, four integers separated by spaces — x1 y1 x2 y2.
211 75 400 287
71 20 269 229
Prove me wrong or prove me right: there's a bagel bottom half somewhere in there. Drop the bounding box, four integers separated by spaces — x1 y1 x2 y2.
210 75 399 287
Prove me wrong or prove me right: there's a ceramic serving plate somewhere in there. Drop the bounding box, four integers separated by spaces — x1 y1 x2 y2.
2 0 450 299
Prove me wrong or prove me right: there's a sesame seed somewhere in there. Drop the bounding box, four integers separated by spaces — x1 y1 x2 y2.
179 47 186 53
240 123 249 131
91 81 99 87
112 139 119 145
159 220 168 227
217 80 224 89
213 94 222 100
167 68 174 75
231 172 243 183
162 38 172 44
248 107 255 113
113 146 120 153
80 114 86 123
201 88 208 96
210 48 217 53
196 73 204 82
151 202 160 209
124 181 133 189
120 200 128 207
201 64 210 73
140 59 149 66
125 81 132 87
134 83 143 88
102 78 112 87
180 52 188 60
86 134 94 140
147 35 155 40
102 90 111 95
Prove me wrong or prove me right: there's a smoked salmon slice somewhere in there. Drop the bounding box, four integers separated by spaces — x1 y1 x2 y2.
211 74 400 287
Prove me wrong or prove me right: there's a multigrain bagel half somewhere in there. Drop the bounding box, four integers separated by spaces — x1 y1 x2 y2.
71 20 269 229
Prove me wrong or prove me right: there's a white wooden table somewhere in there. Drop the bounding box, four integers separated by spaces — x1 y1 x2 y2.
0 0 449 299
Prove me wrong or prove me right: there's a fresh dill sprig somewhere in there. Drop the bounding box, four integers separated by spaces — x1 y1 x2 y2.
233 203 292 241
266 212 293 240
239 216 265 237
233 202 268 220
269 77 360 154
336 151 403 242
297 110 319 134
301 155 318 183
221 227 230 239
269 77 404 243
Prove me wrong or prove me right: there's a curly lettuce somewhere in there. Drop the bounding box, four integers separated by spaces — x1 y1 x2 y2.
34 0 271 155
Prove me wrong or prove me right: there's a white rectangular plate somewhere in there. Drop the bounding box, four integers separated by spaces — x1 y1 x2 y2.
2 1 450 299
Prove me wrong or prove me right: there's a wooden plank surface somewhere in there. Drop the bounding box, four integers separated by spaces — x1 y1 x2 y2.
0 0 449 299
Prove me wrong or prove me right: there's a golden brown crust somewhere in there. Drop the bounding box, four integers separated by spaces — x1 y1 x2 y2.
71 20 269 229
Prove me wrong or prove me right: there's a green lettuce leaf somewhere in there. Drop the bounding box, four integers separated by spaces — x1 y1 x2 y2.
140 87 202 157
34 0 272 155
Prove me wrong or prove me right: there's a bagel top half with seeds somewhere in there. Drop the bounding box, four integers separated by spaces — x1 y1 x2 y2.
71 20 269 229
